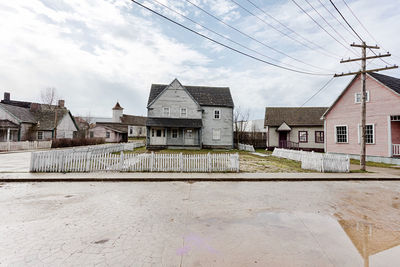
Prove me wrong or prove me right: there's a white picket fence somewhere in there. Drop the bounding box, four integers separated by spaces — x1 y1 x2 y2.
0 141 52 152
272 148 350 173
60 142 144 154
30 151 239 173
238 143 255 152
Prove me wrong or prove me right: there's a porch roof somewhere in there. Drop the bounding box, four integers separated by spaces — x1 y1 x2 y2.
146 118 202 128
0 120 19 129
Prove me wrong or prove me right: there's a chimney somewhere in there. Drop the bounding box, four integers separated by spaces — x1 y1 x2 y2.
30 103 40 112
3 92 10 102
58 99 65 108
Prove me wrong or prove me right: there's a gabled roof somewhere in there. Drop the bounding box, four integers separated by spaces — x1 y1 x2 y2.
120 114 147 126
369 72 400 95
0 103 36 123
0 119 19 129
277 122 291 131
147 80 234 108
323 73 400 119
264 107 328 127
32 108 73 131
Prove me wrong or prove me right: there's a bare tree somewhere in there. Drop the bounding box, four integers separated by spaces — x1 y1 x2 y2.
40 87 59 139
233 107 250 147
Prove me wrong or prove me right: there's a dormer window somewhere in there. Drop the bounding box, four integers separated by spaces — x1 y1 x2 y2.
355 91 369 103
214 109 220 119
163 107 170 117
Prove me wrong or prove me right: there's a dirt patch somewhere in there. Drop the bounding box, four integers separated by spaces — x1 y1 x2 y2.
239 154 313 173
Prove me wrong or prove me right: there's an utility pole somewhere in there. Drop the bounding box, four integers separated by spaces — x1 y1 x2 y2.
334 43 397 171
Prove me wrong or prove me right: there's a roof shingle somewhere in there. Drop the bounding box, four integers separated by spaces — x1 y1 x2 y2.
369 72 400 95
264 107 328 127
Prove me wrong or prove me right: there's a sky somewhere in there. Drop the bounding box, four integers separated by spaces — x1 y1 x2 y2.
0 0 399 119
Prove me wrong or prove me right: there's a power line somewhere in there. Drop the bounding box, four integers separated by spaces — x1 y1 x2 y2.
244 0 341 60
148 0 318 72
229 0 338 60
290 0 358 57
131 0 333 76
300 77 334 106
183 0 335 73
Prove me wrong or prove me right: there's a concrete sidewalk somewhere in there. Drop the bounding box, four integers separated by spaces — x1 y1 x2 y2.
0 171 399 182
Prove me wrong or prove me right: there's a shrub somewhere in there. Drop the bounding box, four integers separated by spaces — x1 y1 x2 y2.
51 137 105 148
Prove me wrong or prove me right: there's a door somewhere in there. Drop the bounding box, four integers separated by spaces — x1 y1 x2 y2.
184 129 195 146
279 132 287 148
151 128 166 145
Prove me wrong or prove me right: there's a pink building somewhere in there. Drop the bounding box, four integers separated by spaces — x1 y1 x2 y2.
322 73 400 162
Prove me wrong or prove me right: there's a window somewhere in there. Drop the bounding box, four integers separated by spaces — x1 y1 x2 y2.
391 115 400 121
186 129 193 138
139 128 142 135
180 108 187 117
163 107 170 117
156 129 162 137
355 91 370 103
106 132 110 138
37 131 43 140
214 109 220 119
212 129 221 140
172 129 178 138
335 126 348 143
151 129 155 137
358 124 375 144
365 125 374 144
89 131 94 138
315 131 324 143
298 131 308 143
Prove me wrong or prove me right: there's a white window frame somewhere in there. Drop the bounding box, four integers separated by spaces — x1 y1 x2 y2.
335 125 348 144
37 131 44 140
358 123 375 144
172 128 178 139
214 109 221 119
212 129 221 140
354 91 370 103
180 108 187 118
163 107 170 117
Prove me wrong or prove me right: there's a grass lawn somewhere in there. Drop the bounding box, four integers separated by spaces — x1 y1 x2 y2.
350 159 398 168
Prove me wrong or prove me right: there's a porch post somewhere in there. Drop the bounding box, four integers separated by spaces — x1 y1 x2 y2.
388 116 392 157
6 128 10 142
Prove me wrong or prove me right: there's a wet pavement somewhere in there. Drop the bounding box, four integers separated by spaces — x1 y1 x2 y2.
1 181 400 266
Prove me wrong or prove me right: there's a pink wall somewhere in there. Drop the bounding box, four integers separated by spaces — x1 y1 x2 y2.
325 75 400 157
91 126 122 143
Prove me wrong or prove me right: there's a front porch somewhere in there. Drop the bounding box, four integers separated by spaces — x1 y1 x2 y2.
390 116 400 157
147 127 201 149
0 120 19 142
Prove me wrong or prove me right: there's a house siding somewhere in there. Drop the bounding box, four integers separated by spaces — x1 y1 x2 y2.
148 81 202 119
325 75 400 157
91 125 123 143
128 125 146 138
267 126 324 150
201 106 233 148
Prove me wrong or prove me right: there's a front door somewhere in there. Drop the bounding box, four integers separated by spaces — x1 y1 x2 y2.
184 129 195 146
279 132 287 148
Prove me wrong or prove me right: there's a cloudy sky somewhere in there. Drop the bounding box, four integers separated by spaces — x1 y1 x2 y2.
0 0 399 119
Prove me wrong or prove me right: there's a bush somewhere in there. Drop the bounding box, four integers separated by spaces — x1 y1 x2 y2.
51 137 105 148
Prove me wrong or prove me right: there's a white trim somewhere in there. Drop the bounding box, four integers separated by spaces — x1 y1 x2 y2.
323 120 326 152
354 91 369 104
213 109 221 119
163 107 170 117
37 131 44 140
335 125 348 144
358 123 375 145
388 116 392 157
212 128 221 140
180 108 187 118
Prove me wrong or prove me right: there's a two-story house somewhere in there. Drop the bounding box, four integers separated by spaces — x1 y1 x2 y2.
146 79 234 149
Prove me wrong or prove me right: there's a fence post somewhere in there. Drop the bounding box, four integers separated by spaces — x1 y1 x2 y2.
119 151 124 171
85 152 92 172
207 152 211 172
180 153 183 172
150 151 154 172
236 153 240 172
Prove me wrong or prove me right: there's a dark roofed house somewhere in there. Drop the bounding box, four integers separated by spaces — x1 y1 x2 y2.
264 107 328 152
0 92 78 141
89 103 147 142
145 78 234 149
